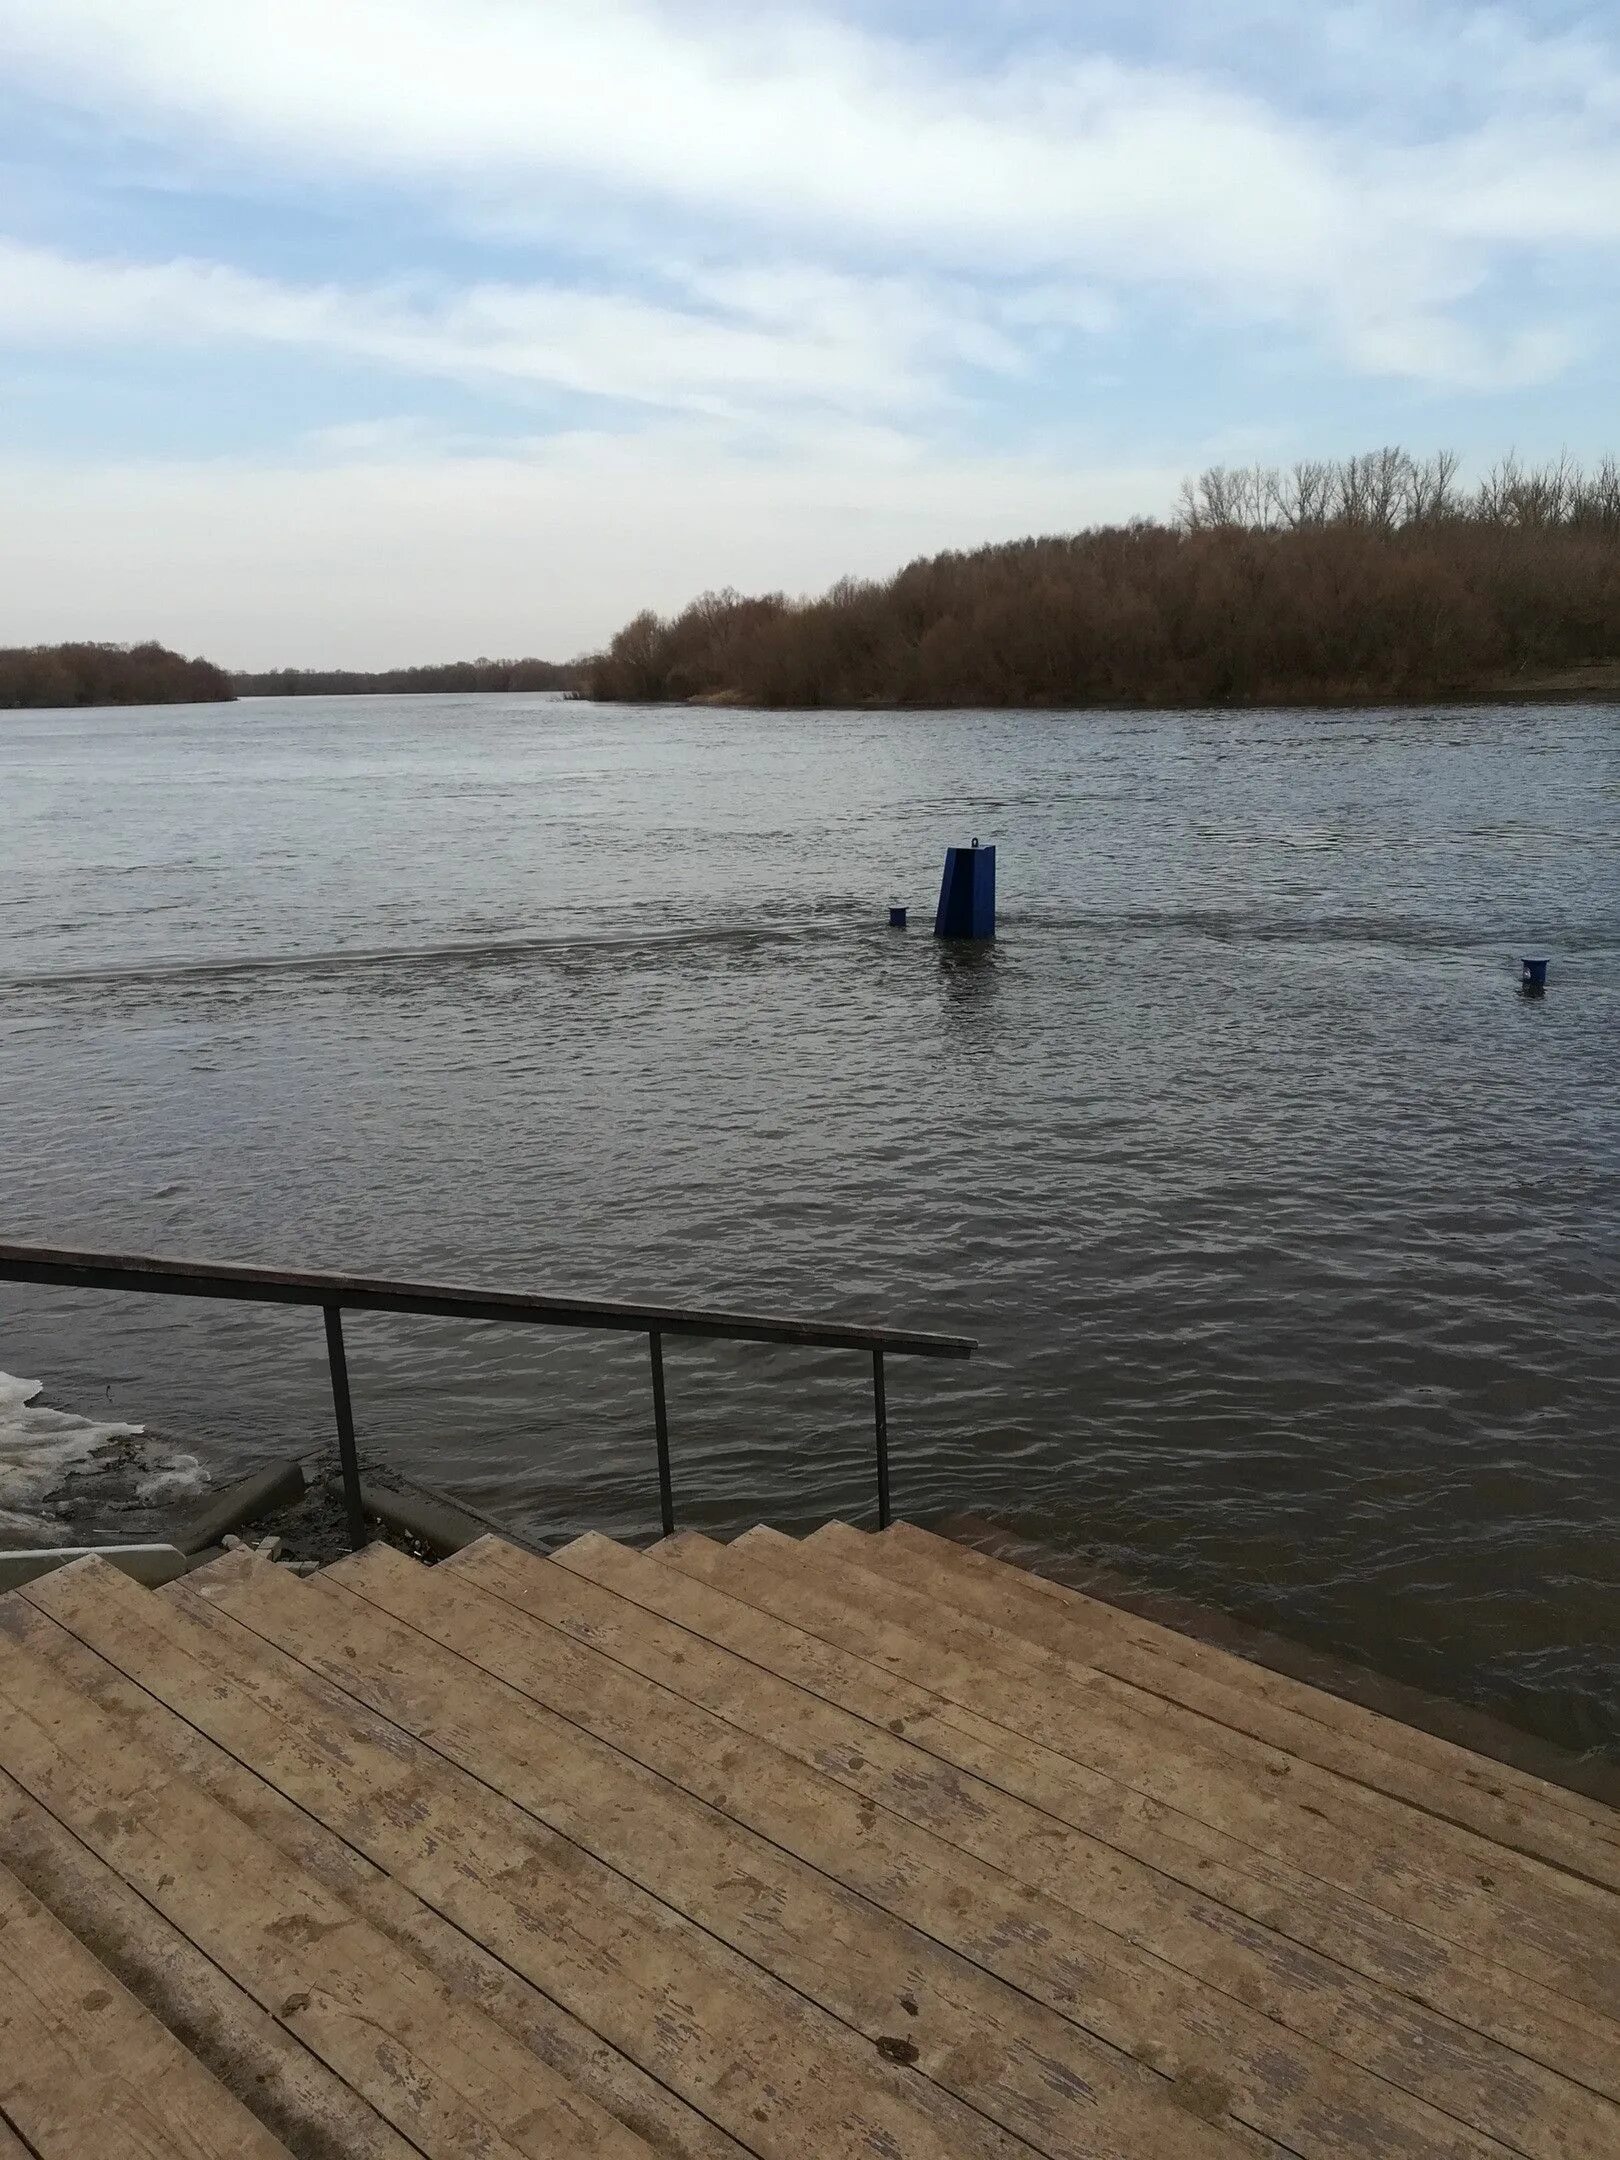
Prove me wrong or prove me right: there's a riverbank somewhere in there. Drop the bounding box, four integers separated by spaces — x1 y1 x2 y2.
0 640 234 708
584 453 1620 708
672 659 1620 709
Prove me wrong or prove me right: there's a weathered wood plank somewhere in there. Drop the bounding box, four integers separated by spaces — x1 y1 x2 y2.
0 1602 657 2160
344 1550 1491 2160
648 1527 1620 2082
181 1549 1268 2160
0 1598 743 2160
25 1554 1039 2160
480 1530 1616 2160
0 1762 417 2160
921 1524 1620 1834
872 1522 1620 1885
0 1860 292 2160
751 1522 1620 2018
432 1534 1618 2160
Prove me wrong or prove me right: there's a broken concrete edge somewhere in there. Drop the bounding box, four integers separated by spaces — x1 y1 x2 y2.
930 1509 1620 1812
356 1474 545 1560
175 1457 307 1555
0 1545 189 1593
379 1467 548 1553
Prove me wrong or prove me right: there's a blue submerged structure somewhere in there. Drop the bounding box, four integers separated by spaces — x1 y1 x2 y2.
934 839 995 940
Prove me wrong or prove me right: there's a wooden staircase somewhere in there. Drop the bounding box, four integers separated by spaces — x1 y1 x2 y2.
1 1522 1616 2159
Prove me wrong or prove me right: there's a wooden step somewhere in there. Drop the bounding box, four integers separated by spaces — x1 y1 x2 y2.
188 1545 1261 2160
448 1529 1619 2160
22 1553 1040 2160
0 1762 419 2160
0 1584 741 2160
648 1527 1620 2092
374 1541 1300 2158
0 1567 660 2160
740 1522 1620 2017
6 1527 1613 2160
0 1857 293 2159
869 1521 1620 1878
894 1524 1620 1840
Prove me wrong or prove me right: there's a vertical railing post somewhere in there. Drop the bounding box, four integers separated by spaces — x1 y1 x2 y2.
649 1329 675 1537
323 1303 367 1553
872 1348 891 1529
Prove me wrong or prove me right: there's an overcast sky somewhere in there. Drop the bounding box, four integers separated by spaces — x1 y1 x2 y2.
2 1 1617 667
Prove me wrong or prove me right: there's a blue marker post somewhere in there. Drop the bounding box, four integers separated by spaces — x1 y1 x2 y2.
889 906 908 929
1521 957 1548 997
934 838 995 939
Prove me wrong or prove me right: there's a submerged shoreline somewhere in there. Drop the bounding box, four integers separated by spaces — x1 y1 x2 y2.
645 660 1620 710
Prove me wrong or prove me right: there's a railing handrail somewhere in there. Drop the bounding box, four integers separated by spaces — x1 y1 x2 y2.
0 1239 976 1549
0 1242 974 1359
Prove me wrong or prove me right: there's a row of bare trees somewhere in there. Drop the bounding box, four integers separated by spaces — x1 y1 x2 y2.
232 656 576 696
0 641 235 709
1177 449 1620 534
583 450 1620 709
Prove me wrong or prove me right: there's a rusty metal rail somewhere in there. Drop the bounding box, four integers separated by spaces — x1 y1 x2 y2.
0 1241 974 1549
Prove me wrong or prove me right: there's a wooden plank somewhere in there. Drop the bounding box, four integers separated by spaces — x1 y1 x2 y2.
335 1547 1504 2160
24 1556 1040 2160
502 1530 1620 2158
0 1601 658 2160
436 1535 1619 2160
907 1524 1620 1838
832 1516 1620 1901
873 1522 1620 1883
0 1859 292 2160
1 1987 193 2159
746 1523 1620 2018
0 1762 419 2160
0 1598 746 2160
175 1552 1268 2160
647 1527 1620 2084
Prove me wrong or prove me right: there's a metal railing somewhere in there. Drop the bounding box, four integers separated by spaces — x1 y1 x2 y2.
0 1241 975 1550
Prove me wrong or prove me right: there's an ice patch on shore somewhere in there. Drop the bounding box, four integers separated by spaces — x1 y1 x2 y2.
134 1453 207 1503
0 1371 146 1539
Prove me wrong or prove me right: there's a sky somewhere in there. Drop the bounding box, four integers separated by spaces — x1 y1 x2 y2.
1 1 1617 667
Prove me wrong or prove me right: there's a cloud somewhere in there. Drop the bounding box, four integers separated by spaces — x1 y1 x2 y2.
0 421 1186 666
0 0 1610 384
0 238 1054 418
0 1 1614 662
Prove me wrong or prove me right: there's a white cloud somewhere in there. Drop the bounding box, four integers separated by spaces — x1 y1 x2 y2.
0 1 1614 662
0 238 1055 417
0 0 1611 383
0 423 1185 666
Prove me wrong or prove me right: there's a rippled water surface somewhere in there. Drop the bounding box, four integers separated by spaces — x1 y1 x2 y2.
2 694 1616 1754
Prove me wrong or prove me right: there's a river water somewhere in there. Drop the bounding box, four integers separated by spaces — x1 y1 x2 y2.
1 694 1615 1756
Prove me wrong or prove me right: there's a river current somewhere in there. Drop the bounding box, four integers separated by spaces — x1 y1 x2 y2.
2 694 1615 1756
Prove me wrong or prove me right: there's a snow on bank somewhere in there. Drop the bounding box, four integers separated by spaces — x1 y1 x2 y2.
0 1371 207 1540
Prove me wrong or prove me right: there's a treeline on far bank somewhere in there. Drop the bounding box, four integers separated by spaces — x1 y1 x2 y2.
233 656 575 695
0 641 235 709
583 449 1620 709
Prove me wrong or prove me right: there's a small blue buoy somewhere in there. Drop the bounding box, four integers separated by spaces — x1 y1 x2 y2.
1521 957 1548 995
889 906 907 929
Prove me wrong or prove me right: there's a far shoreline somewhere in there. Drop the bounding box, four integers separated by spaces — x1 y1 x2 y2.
619 660 1620 711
